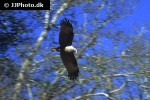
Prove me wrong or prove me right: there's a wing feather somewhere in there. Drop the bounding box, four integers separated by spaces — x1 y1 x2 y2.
59 18 74 48
60 51 79 80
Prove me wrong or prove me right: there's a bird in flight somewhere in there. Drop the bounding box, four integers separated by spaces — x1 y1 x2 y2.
51 18 79 80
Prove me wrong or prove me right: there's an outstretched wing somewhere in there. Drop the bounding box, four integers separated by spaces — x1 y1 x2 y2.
59 18 74 48
60 51 79 80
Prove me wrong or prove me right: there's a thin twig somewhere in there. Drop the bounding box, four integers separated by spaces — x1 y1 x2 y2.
26 83 33 100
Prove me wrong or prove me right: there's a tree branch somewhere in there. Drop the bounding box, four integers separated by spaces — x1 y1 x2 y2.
26 83 33 100
12 1 70 98
73 92 115 100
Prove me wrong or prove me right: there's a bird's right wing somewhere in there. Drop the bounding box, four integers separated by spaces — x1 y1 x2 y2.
59 18 74 47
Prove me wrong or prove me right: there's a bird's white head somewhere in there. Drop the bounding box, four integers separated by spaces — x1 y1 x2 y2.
65 45 77 53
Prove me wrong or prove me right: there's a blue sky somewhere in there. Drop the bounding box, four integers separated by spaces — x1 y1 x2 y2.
116 0 150 30
135 0 150 23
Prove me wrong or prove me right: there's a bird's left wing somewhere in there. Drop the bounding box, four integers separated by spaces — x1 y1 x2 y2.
60 51 79 80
